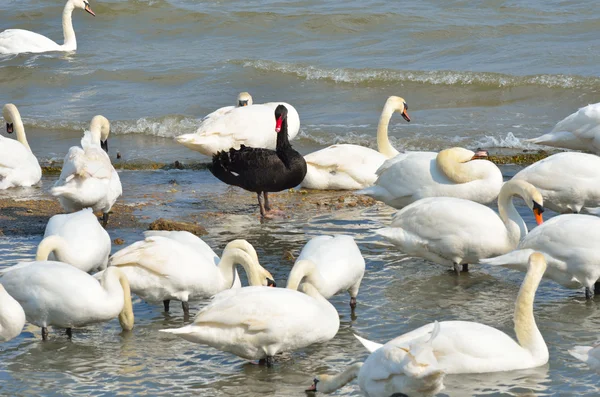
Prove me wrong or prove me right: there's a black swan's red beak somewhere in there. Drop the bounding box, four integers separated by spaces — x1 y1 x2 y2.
275 116 283 133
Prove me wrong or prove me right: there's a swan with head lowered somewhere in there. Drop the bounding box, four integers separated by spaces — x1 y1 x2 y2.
480 213 600 299
286 235 365 310
0 104 42 189
307 322 445 397
0 284 26 343
176 94 300 156
160 283 339 366
51 115 122 226
527 102 600 152
353 253 549 375
0 0 95 55
99 234 275 315
359 147 503 209
377 180 544 274
300 96 410 190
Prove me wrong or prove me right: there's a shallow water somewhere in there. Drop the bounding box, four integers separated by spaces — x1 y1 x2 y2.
1 0 600 395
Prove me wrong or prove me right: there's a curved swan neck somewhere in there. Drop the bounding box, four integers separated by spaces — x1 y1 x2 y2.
286 259 321 291
218 247 260 287
497 181 531 247
89 115 110 144
376 98 401 158
2 104 30 152
62 1 77 50
36 235 69 261
116 270 134 331
514 255 547 359
316 363 363 393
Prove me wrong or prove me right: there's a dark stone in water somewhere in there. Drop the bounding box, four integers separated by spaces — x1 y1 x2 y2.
148 218 207 236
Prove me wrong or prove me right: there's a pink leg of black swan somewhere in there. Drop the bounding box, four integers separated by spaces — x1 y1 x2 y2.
208 105 307 218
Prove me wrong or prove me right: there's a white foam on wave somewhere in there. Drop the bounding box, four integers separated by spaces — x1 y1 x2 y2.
473 132 538 150
111 116 199 138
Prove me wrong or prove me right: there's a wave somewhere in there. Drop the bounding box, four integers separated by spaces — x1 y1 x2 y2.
232 59 600 89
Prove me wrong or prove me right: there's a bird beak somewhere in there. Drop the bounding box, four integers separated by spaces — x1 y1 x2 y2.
401 109 411 122
533 206 544 225
305 382 317 392
238 100 249 107
275 116 283 133
267 278 276 287
85 4 96 16
471 149 489 160
6 123 14 134
101 139 108 153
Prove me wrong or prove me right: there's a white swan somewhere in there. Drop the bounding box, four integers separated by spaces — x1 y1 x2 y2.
527 102 600 152
103 235 274 315
176 98 301 156
480 213 600 299
0 0 95 55
286 235 365 309
569 344 600 373
307 322 444 397
354 253 549 374
0 261 133 340
377 180 544 274
0 104 42 189
160 283 339 365
39 208 111 273
200 92 253 122
300 96 410 190
511 152 600 214
0 284 26 342
359 147 503 209
51 115 122 226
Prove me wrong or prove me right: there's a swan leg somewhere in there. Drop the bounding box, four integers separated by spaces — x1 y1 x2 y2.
586 287 593 300
462 263 469 272
264 192 271 212
350 297 357 309
101 212 109 228
258 356 274 367
257 192 267 217
181 301 189 315
66 328 72 339
163 300 170 312
453 263 461 276
42 327 49 341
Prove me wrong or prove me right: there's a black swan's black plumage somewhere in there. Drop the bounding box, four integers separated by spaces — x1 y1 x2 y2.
209 105 307 216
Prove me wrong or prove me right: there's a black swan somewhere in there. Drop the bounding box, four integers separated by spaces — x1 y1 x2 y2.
209 104 307 217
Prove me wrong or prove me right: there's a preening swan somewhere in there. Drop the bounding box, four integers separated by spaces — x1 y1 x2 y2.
480 213 600 299
286 235 365 309
0 262 133 340
160 283 339 366
0 284 26 342
359 147 503 209
0 104 42 189
527 102 600 153
355 253 549 374
377 180 544 274
51 115 122 226
39 208 111 273
104 235 274 315
0 0 95 55
511 152 600 214
307 322 444 397
300 96 410 190
569 344 600 373
176 94 300 156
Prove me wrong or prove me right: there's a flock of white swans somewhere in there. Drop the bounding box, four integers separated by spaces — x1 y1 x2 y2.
1 0 600 395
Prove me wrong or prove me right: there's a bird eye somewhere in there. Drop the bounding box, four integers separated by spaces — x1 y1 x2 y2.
404 102 408 110
532 201 544 213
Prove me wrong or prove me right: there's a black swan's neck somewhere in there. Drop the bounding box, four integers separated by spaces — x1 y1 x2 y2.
276 118 292 155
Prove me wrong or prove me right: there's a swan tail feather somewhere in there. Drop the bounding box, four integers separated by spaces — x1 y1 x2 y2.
569 346 593 363
478 249 536 267
353 333 383 353
160 325 194 335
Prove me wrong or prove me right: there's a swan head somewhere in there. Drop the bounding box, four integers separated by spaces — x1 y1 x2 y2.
274 104 288 133
237 92 253 107
71 0 96 16
385 96 411 122
89 115 111 153
3 104 21 135
519 181 545 225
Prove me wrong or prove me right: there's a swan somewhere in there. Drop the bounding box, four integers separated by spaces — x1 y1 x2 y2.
511 152 600 214
480 214 600 299
0 284 26 342
0 262 133 340
527 102 600 152
0 0 95 55
0 104 42 189
160 283 339 366
176 98 300 157
199 92 253 122
51 115 122 226
307 322 444 396
353 252 549 374
209 105 307 218
569 344 600 373
300 96 410 190
286 235 365 309
38 208 111 273
377 180 544 274
102 235 275 315
358 147 503 209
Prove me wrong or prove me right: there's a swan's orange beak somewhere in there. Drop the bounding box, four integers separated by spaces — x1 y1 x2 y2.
402 108 411 122
85 4 95 16
471 149 489 160
533 207 544 225
275 116 283 133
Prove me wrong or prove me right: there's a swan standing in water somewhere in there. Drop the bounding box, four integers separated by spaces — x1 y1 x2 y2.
359 147 503 209
0 104 42 189
527 102 600 152
0 262 133 340
176 94 300 156
103 236 274 315
354 253 549 374
0 0 95 55
300 96 410 190
569 344 600 373
51 115 122 226
160 283 339 366
377 180 544 274
39 208 111 273
307 322 444 397
0 284 26 342
480 213 600 299
286 235 365 309
511 152 600 214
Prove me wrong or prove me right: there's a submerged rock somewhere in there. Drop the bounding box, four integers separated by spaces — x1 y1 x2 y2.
148 218 207 236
